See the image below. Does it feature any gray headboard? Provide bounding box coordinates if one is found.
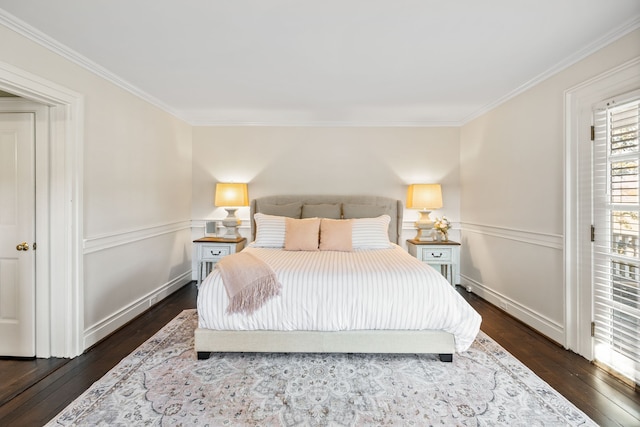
[250,195,403,244]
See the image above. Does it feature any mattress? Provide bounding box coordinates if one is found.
[197,244,481,352]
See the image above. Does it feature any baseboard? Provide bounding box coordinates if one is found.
[82,271,192,350]
[461,275,565,346]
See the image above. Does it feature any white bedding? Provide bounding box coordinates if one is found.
[197,244,481,352]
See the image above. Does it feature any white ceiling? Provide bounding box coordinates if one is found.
[1,0,639,126]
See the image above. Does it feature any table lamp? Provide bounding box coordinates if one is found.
[214,183,249,238]
[406,184,443,241]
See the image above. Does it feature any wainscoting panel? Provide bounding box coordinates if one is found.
[83,226,193,350]
[460,223,565,345]
[83,271,191,349]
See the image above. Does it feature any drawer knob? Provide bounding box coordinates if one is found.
[431,252,443,258]
[210,250,223,256]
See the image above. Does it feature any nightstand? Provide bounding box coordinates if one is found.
[193,237,246,285]
[407,239,461,285]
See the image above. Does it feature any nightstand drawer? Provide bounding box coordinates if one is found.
[194,237,247,285]
[407,239,460,285]
[420,247,452,262]
[200,245,231,260]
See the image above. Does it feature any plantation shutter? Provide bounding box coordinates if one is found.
[592,93,640,386]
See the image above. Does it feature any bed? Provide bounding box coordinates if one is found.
[195,195,481,362]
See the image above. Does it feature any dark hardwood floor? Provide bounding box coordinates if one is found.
[0,282,198,427]
[461,290,640,427]
[0,357,68,409]
[0,283,638,426]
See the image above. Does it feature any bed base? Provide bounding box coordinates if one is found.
[195,328,456,362]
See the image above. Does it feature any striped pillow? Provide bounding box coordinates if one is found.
[253,213,286,247]
[351,215,392,249]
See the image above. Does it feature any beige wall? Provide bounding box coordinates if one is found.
[0,24,193,350]
[2,15,638,355]
[459,29,640,343]
[192,126,461,239]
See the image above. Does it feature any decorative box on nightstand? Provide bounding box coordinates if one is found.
[407,239,461,286]
[193,237,246,285]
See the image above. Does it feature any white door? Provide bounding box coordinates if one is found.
[0,112,36,357]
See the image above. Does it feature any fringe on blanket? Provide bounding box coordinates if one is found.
[216,251,282,315]
[226,275,281,315]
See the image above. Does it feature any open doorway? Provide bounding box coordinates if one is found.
[0,60,84,358]
[565,57,640,388]
[591,94,640,386]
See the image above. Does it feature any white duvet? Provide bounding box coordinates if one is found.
[197,244,481,352]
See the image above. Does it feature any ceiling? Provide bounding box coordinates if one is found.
[0,1,639,126]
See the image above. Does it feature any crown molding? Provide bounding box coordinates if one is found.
[0,9,190,123]
[187,118,463,127]
[2,9,638,128]
[1,8,455,127]
[462,15,640,125]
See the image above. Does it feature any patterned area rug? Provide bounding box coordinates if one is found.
[46,310,596,426]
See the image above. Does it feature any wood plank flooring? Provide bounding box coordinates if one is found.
[0,282,197,427]
[461,290,640,427]
[0,283,638,426]
[0,357,67,408]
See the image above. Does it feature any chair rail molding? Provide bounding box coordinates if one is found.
[461,222,563,250]
[84,221,192,254]
[192,218,251,230]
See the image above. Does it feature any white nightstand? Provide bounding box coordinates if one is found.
[193,237,246,285]
[407,239,461,285]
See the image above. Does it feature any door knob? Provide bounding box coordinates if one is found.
[16,242,29,251]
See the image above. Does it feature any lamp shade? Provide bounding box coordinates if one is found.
[406,184,443,210]
[214,183,249,207]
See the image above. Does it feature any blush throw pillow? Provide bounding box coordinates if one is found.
[351,215,392,249]
[285,218,321,251]
[319,219,353,251]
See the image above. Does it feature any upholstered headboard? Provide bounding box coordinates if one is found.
[250,195,403,244]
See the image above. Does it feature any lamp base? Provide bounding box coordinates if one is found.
[414,210,436,242]
[222,208,242,239]
[415,227,436,242]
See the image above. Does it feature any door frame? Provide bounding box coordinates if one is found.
[0,60,84,358]
[564,57,640,359]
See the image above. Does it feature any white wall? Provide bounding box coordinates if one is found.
[459,29,640,344]
[0,23,193,351]
[192,126,461,244]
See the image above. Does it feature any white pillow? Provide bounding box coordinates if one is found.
[351,215,392,249]
[253,213,286,247]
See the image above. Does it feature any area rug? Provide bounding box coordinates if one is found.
[46,309,596,426]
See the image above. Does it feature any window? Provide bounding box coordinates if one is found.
[593,95,640,386]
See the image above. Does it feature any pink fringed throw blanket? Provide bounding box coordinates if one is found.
[216,251,282,315]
